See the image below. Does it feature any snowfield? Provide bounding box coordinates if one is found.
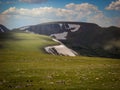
[44,39,78,56]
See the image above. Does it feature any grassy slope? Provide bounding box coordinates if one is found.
[0,32,58,53]
[0,32,120,90]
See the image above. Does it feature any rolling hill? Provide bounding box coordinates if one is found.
[0,31,120,90]
[0,32,58,53]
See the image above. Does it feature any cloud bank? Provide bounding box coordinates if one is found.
[106,0,120,10]
[0,3,120,28]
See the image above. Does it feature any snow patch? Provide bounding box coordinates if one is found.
[51,32,68,40]
[45,39,78,56]
[19,26,30,30]
[68,24,80,32]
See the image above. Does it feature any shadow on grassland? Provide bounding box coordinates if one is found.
[0,32,20,49]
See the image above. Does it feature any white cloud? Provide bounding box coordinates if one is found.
[66,3,99,11]
[106,0,120,10]
[87,14,113,27]
[0,3,120,29]
[2,7,74,21]
[65,3,103,21]
[19,0,47,3]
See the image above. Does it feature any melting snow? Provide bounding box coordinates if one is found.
[45,39,78,56]
[19,26,30,30]
[68,24,80,32]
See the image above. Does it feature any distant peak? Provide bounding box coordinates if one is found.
[0,24,9,32]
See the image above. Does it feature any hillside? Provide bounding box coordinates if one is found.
[0,24,9,33]
[0,32,120,90]
[66,25,120,58]
[0,25,119,89]
[16,21,120,58]
[0,32,58,53]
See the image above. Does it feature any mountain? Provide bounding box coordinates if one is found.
[16,21,120,58]
[66,25,120,58]
[0,24,9,33]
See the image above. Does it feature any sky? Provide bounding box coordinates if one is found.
[0,0,120,29]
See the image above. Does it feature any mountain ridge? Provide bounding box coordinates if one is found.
[11,22,120,58]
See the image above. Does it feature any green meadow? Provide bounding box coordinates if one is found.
[0,32,120,90]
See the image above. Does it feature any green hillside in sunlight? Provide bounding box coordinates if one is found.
[0,32,58,53]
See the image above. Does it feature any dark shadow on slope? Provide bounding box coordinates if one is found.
[63,26,120,59]
[0,32,23,49]
[0,32,13,49]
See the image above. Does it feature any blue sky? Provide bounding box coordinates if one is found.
[0,0,120,29]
